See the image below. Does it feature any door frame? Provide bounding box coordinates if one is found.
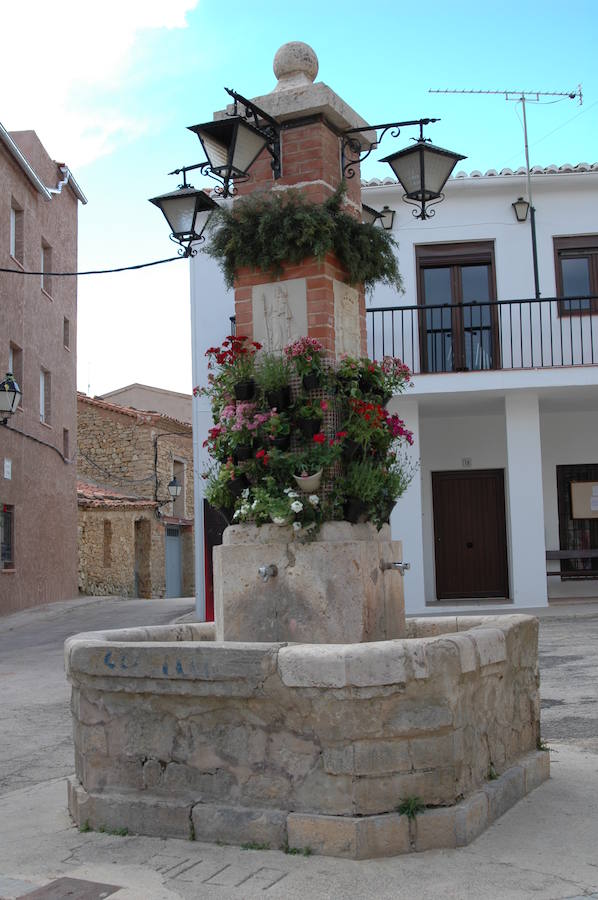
[415,241,501,373]
[431,468,509,600]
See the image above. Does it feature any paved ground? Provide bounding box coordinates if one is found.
[0,597,597,899]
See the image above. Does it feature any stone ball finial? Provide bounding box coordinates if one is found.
[272,42,319,92]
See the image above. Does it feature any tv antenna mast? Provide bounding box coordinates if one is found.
[428,87,582,298]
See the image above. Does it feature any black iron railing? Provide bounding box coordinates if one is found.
[367,296,598,374]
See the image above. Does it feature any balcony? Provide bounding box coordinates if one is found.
[367,296,598,375]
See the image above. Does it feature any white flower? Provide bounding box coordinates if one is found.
[251,499,258,509]
[287,490,299,498]
[242,488,250,499]
[308,494,319,506]
[233,510,240,519]
[240,504,250,515]
[293,522,302,531]
[272,516,287,526]
[283,487,291,494]
[290,500,303,513]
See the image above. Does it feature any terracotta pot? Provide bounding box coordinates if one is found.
[234,379,256,401]
[293,470,323,493]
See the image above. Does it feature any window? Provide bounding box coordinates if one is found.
[416,242,499,373]
[63,317,70,349]
[40,369,51,425]
[63,428,70,459]
[8,344,22,407]
[41,241,52,296]
[554,235,598,315]
[10,201,23,263]
[103,520,112,568]
[1,505,14,570]
[172,460,185,517]
[556,464,598,578]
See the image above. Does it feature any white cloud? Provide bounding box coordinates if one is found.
[2,0,199,166]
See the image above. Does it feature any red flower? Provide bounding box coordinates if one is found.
[320,399,328,411]
[313,432,326,444]
[335,430,348,439]
[252,341,263,350]
[256,449,266,459]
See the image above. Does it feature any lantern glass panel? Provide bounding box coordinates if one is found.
[230,120,268,174]
[419,146,463,198]
[198,129,230,172]
[160,193,198,236]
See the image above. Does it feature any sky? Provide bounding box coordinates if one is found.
[3,0,597,396]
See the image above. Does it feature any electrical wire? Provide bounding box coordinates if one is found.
[0,255,184,277]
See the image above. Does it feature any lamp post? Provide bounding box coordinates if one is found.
[0,373,21,425]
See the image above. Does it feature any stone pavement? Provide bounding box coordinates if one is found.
[0,597,597,899]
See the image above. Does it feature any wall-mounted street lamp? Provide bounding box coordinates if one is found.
[362,203,383,226]
[512,196,530,222]
[343,119,465,219]
[0,373,21,425]
[168,477,182,501]
[379,206,395,231]
[149,183,220,257]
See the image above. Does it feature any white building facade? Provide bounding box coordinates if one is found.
[190,163,598,615]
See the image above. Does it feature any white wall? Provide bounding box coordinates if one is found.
[541,408,598,599]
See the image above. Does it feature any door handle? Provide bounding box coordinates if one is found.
[466,541,473,549]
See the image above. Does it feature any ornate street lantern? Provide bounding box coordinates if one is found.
[149,186,219,256]
[168,477,182,500]
[362,203,383,226]
[512,196,530,222]
[0,373,21,425]
[379,205,395,230]
[188,117,270,187]
[380,140,466,219]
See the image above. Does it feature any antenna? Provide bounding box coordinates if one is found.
[427,86,582,299]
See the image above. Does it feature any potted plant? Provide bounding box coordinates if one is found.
[293,432,341,492]
[294,397,326,439]
[219,403,274,462]
[335,355,362,396]
[357,356,411,404]
[284,336,326,390]
[340,460,385,523]
[267,411,292,450]
[205,335,262,401]
[256,353,292,410]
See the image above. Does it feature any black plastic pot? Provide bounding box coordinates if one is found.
[233,444,253,462]
[302,372,320,391]
[266,385,291,410]
[341,438,362,462]
[298,417,322,439]
[343,499,369,524]
[272,434,291,451]
[228,475,249,499]
[234,379,256,401]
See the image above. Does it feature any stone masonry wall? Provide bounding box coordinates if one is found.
[66,615,540,819]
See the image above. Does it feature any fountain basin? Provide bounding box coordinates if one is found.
[65,613,548,857]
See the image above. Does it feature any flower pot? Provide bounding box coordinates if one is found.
[293,470,323,493]
[302,372,320,391]
[343,498,369,523]
[266,386,291,410]
[272,434,291,451]
[233,444,253,462]
[234,379,256,401]
[298,417,322,439]
[341,438,362,462]
[227,475,249,499]
[270,515,290,526]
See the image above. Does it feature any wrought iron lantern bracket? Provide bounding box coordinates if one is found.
[341,117,439,180]
[223,87,282,181]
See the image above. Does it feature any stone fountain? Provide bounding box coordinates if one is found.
[65,43,548,858]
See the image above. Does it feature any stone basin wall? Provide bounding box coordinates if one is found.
[66,614,541,848]
[213,522,406,644]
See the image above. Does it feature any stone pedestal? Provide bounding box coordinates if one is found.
[213,522,406,643]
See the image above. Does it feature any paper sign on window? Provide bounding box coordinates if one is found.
[571,482,598,519]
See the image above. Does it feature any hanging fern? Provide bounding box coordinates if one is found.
[204,184,403,295]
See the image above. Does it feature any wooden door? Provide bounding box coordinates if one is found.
[432,470,509,600]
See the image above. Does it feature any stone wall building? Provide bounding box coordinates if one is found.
[0,123,85,615]
[77,394,194,598]
[98,383,192,424]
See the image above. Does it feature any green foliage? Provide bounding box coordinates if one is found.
[79,820,91,833]
[537,737,551,752]
[256,352,291,392]
[282,840,313,856]
[205,184,403,295]
[487,763,498,781]
[342,461,386,503]
[241,841,270,851]
[397,796,425,819]
[98,824,129,836]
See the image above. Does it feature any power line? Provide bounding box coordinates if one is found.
[0,254,184,277]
